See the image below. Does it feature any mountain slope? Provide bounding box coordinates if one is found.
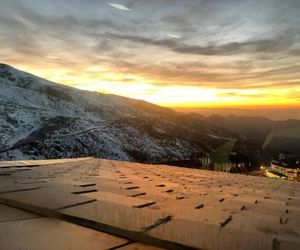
[0,64,235,162]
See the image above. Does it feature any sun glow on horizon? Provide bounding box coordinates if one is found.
[8,64,300,111]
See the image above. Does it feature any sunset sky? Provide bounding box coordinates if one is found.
[1,0,300,119]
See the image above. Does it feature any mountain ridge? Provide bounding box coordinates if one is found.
[0,63,236,163]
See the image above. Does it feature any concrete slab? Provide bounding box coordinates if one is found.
[0,217,128,250]
[80,190,155,208]
[120,242,165,249]
[0,204,38,222]
[146,217,284,250]
[0,158,93,168]
[0,187,97,211]
[59,199,170,233]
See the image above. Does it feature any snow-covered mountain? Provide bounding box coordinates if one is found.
[0,63,235,162]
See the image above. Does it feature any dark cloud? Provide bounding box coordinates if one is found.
[107,33,296,56]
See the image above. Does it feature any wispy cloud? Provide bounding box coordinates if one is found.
[167,33,181,39]
[109,3,131,11]
[107,32,296,56]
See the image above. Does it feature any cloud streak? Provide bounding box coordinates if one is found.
[109,3,131,11]
[107,32,297,56]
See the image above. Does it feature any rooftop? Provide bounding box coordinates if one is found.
[0,158,299,250]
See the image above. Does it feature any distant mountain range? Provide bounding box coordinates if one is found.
[200,115,300,143]
[199,114,300,160]
[1,64,299,165]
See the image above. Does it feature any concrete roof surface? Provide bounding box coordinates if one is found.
[0,158,299,250]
